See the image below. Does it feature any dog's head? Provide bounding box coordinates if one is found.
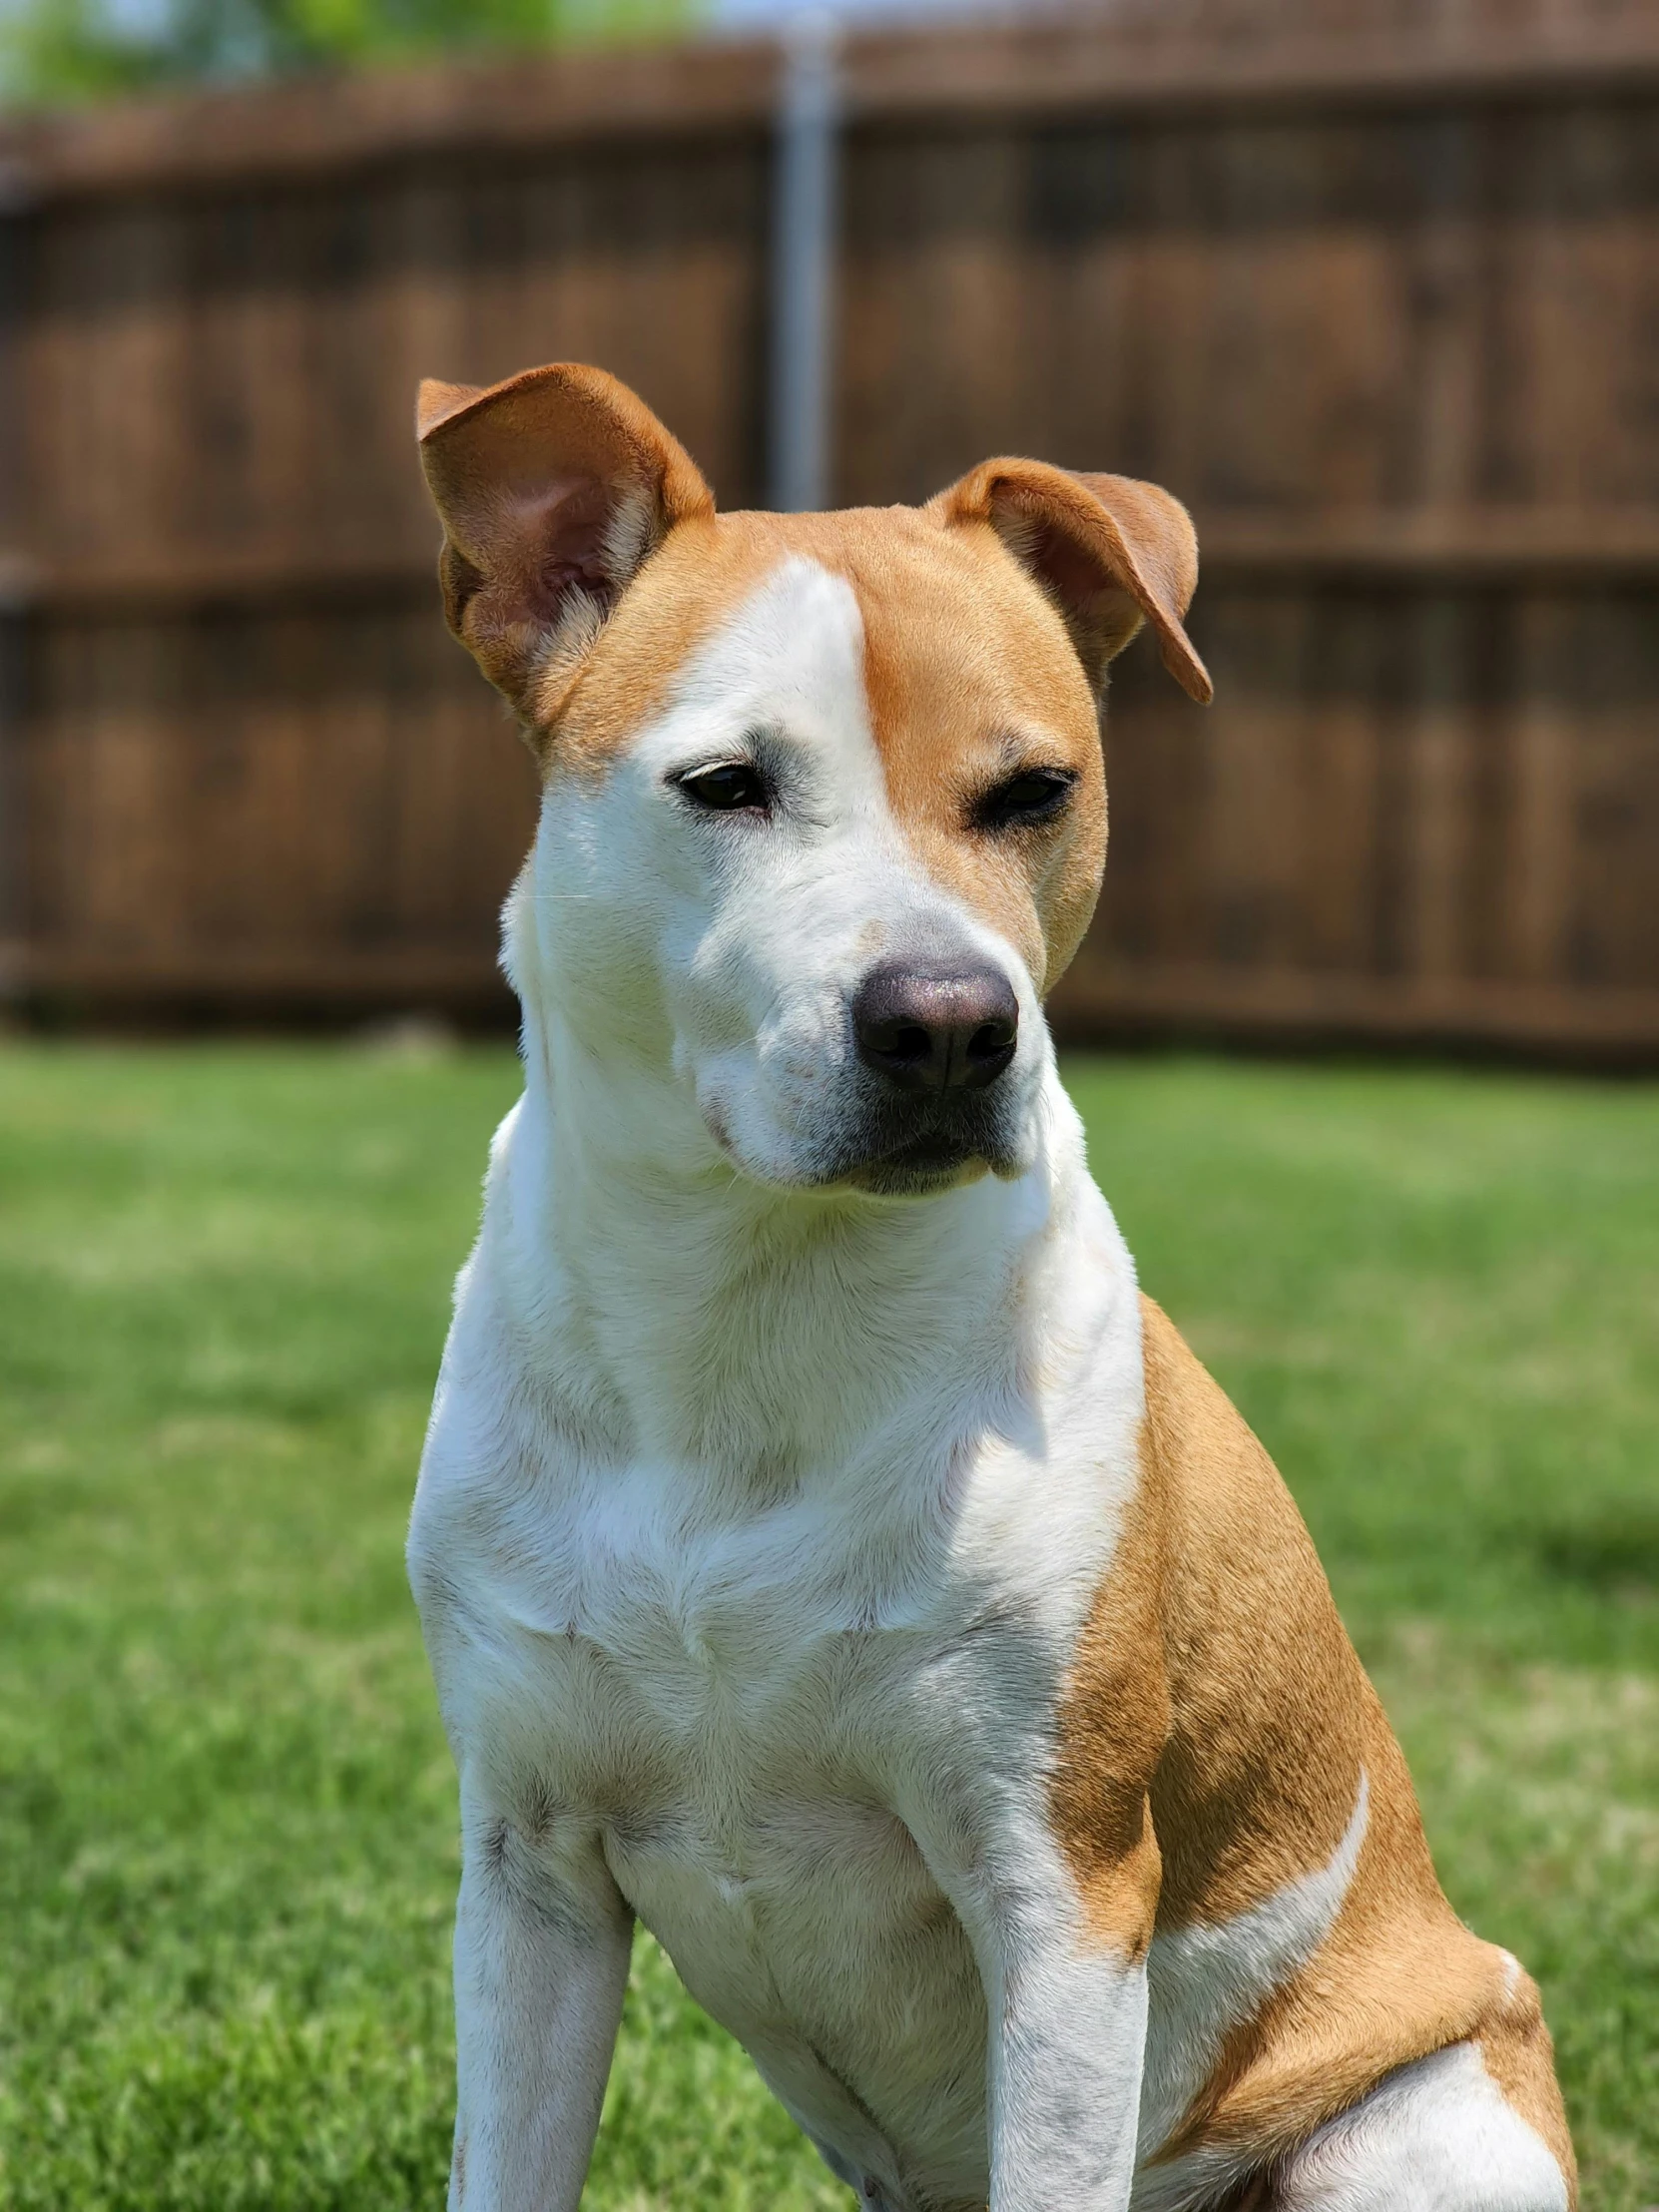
[419,364,1209,1198]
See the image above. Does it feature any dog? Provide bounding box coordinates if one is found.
[406,362,1575,2212]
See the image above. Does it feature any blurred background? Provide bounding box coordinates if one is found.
[0,0,1655,1052]
[0,5,1656,2212]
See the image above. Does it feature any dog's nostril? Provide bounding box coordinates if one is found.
[851,960,1020,1094]
[885,1022,931,1066]
[967,1016,1015,1063]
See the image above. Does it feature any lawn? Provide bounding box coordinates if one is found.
[0,1043,1653,2210]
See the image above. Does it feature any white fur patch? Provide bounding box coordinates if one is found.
[1274,2040,1570,2212]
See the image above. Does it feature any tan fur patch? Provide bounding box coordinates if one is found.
[1053,1300,1575,2189]
[1136,1299,1370,1930]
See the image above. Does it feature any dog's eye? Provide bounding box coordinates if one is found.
[971,767,1078,832]
[676,763,770,815]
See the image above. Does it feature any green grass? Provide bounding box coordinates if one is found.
[0,1044,1653,2210]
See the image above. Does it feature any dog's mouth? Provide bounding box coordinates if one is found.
[817,1092,1024,1198]
[847,1134,991,1197]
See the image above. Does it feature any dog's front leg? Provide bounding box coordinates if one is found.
[447,1775,633,2212]
[985,1930,1146,2212]
[906,1787,1154,2212]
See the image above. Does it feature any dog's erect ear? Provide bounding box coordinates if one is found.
[416,362,715,725]
[933,458,1212,705]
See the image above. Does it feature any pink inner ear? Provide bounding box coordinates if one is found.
[1026,518,1109,615]
[1023,516,1142,654]
[496,474,617,624]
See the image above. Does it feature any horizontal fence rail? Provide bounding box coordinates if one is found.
[2,0,1658,1052]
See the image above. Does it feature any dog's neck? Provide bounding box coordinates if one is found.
[498,991,1096,1482]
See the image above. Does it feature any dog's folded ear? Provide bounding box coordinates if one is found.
[416,363,715,728]
[933,458,1212,705]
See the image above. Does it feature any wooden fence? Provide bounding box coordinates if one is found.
[3,0,1659,1052]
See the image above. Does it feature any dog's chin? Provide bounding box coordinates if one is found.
[841,1138,1000,1199]
[816,1095,1030,1200]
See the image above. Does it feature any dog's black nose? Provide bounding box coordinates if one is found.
[851,960,1019,1093]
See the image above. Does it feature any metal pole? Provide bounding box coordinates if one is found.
[768,10,840,513]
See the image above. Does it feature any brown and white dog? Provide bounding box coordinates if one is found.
[406,363,1575,2212]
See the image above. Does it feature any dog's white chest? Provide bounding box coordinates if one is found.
[452,1475,1004,2209]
